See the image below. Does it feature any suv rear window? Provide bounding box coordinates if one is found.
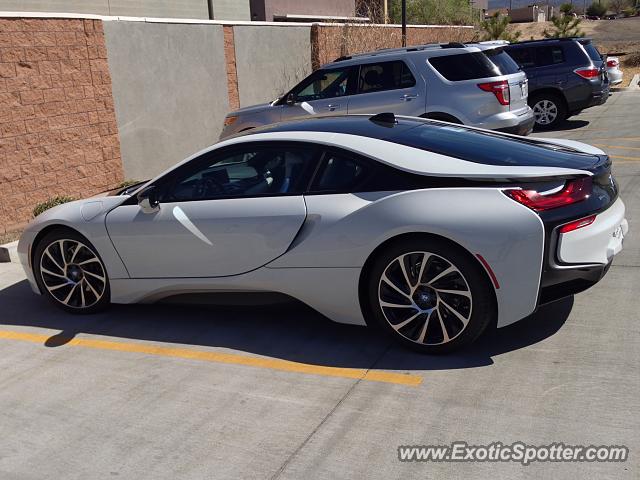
[483,48,520,74]
[581,42,602,63]
[357,60,416,93]
[429,52,510,81]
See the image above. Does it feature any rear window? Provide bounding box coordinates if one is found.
[535,46,565,66]
[429,52,501,81]
[357,60,416,94]
[581,42,602,62]
[390,123,599,168]
[483,48,521,74]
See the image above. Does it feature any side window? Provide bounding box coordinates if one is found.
[507,47,536,68]
[159,146,316,202]
[311,151,370,193]
[292,68,352,102]
[358,61,416,94]
[535,46,565,67]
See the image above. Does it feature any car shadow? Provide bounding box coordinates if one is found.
[0,279,573,372]
[534,119,590,133]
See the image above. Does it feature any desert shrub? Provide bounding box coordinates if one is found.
[33,196,76,217]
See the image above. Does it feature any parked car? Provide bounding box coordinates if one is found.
[606,56,624,85]
[221,43,534,139]
[19,113,627,353]
[504,38,610,128]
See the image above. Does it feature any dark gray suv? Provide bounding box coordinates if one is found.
[504,38,609,128]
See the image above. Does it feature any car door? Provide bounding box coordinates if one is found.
[281,66,354,120]
[347,60,422,116]
[105,143,317,278]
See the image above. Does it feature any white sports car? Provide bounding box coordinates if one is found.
[18,114,628,353]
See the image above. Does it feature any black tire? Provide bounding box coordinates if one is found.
[33,228,111,314]
[529,92,567,129]
[365,237,496,354]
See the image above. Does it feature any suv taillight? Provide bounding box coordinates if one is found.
[503,177,592,212]
[606,59,618,68]
[574,67,599,79]
[477,80,510,106]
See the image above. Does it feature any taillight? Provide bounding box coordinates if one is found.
[558,215,597,234]
[477,80,510,106]
[574,67,599,79]
[503,177,592,212]
[606,59,618,68]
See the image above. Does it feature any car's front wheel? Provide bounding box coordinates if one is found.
[34,229,110,313]
[365,238,496,354]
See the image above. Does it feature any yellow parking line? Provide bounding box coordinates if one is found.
[594,144,640,151]
[0,329,422,387]
[610,154,640,161]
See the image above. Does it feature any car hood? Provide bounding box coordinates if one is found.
[228,102,274,117]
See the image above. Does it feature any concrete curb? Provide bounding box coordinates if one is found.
[0,241,19,263]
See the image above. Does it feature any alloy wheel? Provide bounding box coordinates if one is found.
[532,99,558,125]
[378,251,472,346]
[39,239,107,309]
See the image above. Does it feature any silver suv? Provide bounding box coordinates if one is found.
[221,42,534,139]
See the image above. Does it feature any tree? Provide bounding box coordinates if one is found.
[608,0,630,14]
[480,12,522,42]
[586,1,608,16]
[388,0,479,26]
[543,15,584,37]
[560,2,574,14]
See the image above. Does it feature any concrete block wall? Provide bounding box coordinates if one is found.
[233,24,311,107]
[0,16,123,235]
[103,20,229,181]
[0,13,475,235]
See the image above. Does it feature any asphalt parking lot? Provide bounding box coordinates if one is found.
[0,92,638,480]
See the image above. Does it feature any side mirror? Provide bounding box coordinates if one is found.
[137,185,159,214]
[285,93,296,106]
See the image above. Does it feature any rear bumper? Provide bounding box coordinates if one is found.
[496,114,535,136]
[478,107,535,135]
[538,197,627,305]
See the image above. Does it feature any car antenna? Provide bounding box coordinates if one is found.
[369,112,397,126]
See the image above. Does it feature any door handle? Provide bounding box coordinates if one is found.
[400,94,418,101]
[326,104,340,110]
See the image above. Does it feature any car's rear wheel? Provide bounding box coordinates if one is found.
[34,229,110,314]
[530,93,567,129]
[365,238,496,353]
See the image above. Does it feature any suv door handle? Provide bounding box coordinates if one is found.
[400,94,418,101]
[326,104,340,110]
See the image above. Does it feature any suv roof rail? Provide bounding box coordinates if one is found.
[331,42,470,63]
[510,37,592,46]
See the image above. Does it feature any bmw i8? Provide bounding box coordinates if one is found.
[18,114,627,353]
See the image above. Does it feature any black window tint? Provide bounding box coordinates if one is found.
[312,153,369,192]
[391,123,599,168]
[535,46,565,66]
[507,47,536,68]
[293,68,352,102]
[357,60,416,93]
[483,48,520,74]
[582,42,602,62]
[428,52,500,81]
[160,146,315,202]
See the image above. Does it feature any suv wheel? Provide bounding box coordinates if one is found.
[530,93,567,129]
